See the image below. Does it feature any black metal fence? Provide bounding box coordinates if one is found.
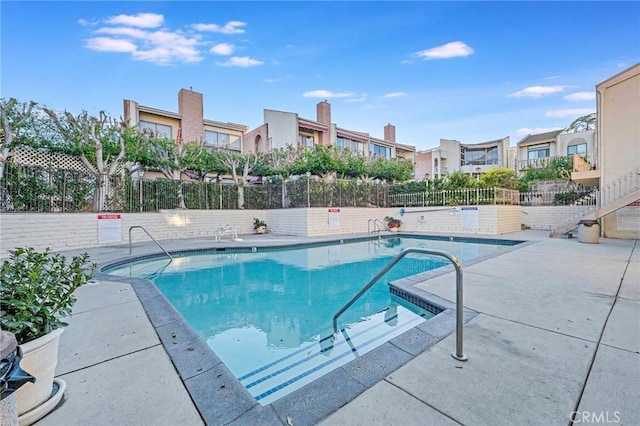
[0,163,391,212]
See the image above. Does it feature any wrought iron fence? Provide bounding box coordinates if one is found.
[0,163,391,212]
[389,187,519,207]
[519,186,597,206]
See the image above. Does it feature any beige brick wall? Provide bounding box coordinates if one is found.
[0,210,266,256]
[521,206,586,230]
[0,206,522,257]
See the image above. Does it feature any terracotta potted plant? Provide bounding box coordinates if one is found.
[0,247,95,425]
[384,216,402,232]
[253,218,267,234]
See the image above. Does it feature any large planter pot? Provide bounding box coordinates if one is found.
[255,226,267,234]
[17,328,64,420]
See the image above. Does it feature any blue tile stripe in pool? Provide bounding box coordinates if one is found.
[102,235,524,273]
[390,287,443,315]
[245,310,429,402]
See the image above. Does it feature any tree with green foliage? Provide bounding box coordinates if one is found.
[479,168,518,189]
[517,157,572,191]
[443,170,477,190]
[291,145,347,182]
[379,157,414,183]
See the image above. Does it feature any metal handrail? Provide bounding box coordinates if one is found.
[128,226,173,261]
[332,247,467,361]
[367,218,384,234]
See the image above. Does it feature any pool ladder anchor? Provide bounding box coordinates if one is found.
[332,247,468,362]
[128,226,173,261]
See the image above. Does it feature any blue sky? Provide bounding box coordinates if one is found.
[2,1,639,150]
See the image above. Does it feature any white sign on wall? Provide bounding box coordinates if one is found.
[328,208,341,230]
[98,214,122,244]
[460,207,479,230]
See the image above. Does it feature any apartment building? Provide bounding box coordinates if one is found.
[123,88,248,153]
[414,137,510,180]
[243,101,416,163]
[515,125,596,177]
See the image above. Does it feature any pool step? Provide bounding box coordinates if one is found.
[239,306,427,405]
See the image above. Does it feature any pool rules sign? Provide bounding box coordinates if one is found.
[328,208,340,230]
[98,214,122,244]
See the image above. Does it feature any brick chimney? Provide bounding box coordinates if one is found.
[317,100,331,126]
[178,88,204,143]
[384,123,396,143]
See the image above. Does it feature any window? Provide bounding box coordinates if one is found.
[369,143,391,159]
[567,143,587,156]
[461,147,498,165]
[337,136,365,155]
[298,134,315,147]
[205,130,241,151]
[139,120,172,138]
[527,144,550,160]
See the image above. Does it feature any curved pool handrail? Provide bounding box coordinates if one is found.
[128,226,173,261]
[332,247,467,361]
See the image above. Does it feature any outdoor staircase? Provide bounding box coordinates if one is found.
[550,167,640,237]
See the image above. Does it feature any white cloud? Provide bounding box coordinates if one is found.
[302,90,356,99]
[509,85,565,98]
[95,27,148,39]
[217,56,264,67]
[105,13,163,28]
[414,41,474,60]
[83,14,255,65]
[86,29,202,64]
[211,43,234,55]
[345,96,367,103]
[400,59,413,65]
[546,108,595,118]
[85,13,206,65]
[193,21,246,34]
[564,92,596,102]
[383,92,407,98]
[85,37,137,52]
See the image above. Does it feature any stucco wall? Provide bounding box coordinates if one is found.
[264,109,298,150]
[597,64,640,239]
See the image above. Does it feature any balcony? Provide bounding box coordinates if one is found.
[571,153,599,186]
[517,153,594,171]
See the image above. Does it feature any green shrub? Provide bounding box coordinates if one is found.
[0,247,96,344]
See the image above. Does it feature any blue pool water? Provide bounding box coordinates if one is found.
[105,236,518,404]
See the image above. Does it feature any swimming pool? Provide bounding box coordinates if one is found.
[105,235,521,406]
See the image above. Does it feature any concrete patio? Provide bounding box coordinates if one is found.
[33,231,639,425]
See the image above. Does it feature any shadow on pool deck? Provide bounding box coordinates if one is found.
[34,230,639,426]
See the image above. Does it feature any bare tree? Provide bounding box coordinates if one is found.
[218,150,259,209]
[265,145,303,208]
[0,98,36,177]
[43,109,126,212]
